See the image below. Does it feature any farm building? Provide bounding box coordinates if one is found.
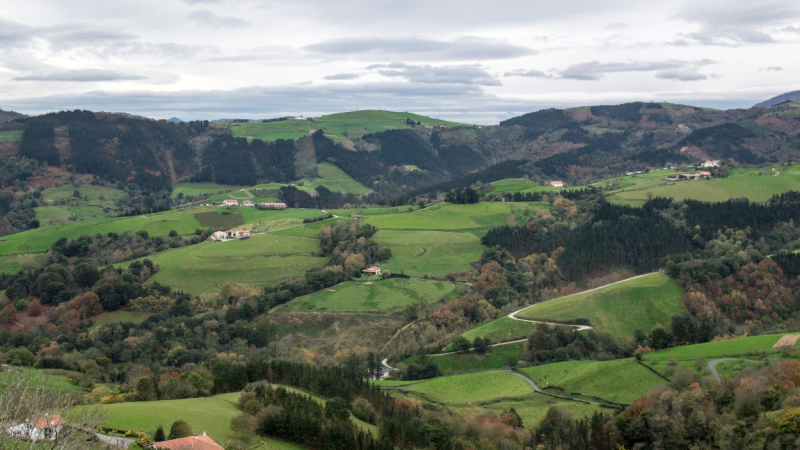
[258,202,287,210]
[42,199,54,205]
[702,160,720,168]
[152,433,224,450]
[549,181,565,187]
[222,199,239,206]
[227,230,251,239]
[666,172,712,181]
[242,200,255,207]
[210,231,227,241]
[351,214,365,220]
[362,266,381,275]
[5,414,66,442]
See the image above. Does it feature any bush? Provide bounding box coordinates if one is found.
[351,398,377,424]
[168,420,194,439]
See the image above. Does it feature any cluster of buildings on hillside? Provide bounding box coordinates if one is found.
[221,199,287,209]
[211,229,251,241]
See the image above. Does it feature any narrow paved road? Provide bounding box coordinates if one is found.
[707,358,763,384]
[95,434,135,449]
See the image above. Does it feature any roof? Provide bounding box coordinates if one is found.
[259,202,286,206]
[153,435,224,450]
[212,231,226,236]
[362,266,381,273]
[223,199,238,203]
[35,414,66,430]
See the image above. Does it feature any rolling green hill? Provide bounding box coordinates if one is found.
[601,165,800,206]
[229,110,468,141]
[515,272,684,340]
[405,371,532,404]
[34,184,124,225]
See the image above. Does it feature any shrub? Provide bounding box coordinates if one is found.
[351,398,377,424]
[168,420,194,439]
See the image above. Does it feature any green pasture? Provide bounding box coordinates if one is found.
[0,252,43,274]
[521,359,665,404]
[489,178,566,194]
[515,272,684,340]
[35,184,124,225]
[477,398,603,429]
[172,182,239,199]
[229,110,466,141]
[0,130,23,142]
[93,392,241,442]
[302,162,372,194]
[279,278,456,313]
[602,165,800,205]
[329,206,418,217]
[644,333,792,374]
[413,342,526,374]
[136,233,325,295]
[372,230,484,277]
[457,316,536,346]
[405,371,532,404]
[0,366,85,393]
[365,202,543,235]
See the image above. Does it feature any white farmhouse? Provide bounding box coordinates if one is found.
[5,414,66,442]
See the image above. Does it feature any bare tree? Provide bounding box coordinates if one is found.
[0,371,105,450]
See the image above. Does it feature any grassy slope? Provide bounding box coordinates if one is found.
[302,162,372,194]
[35,184,125,225]
[413,342,526,374]
[0,253,43,275]
[490,178,567,194]
[279,278,457,313]
[521,359,665,404]
[372,230,484,278]
[94,392,241,442]
[458,316,536,345]
[230,110,466,141]
[172,182,239,198]
[476,398,602,430]
[91,311,151,328]
[137,233,325,296]
[516,272,684,340]
[602,165,800,206]
[0,130,23,142]
[406,371,532,404]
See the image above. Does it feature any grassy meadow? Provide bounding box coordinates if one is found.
[413,342,526,374]
[229,110,466,141]
[172,182,239,198]
[34,184,125,225]
[301,162,372,194]
[405,371,532,404]
[279,278,457,313]
[601,165,800,206]
[91,311,151,328]
[521,359,665,404]
[457,316,537,345]
[0,130,23,142]
[372,230,484,278]
[135,233,325,296]
[515,272,684,340]
[489,178,567,194]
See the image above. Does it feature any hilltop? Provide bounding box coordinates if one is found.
[755,90,800,107]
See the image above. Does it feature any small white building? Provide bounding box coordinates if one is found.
[549,181,565,188]
[5,414,66,442]
[222,199,239,206]
[211,231,228,241]
[258,202,287,210]
[702,160,720,168]
[362,266,381,275]
[227,230,251,239]
[242,200,255,207]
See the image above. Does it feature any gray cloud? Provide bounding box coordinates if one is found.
[182,0,220,3]
[503,69,553,78]
[368,62,500,86]
[559,60,713,81]
[324,73,360,80]
[676,0,800,45]
[13,69,147,82]
[187,9,250,29]
[306,37,535,61]
[0,18,135,50]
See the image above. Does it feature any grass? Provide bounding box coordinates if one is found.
[411,342,526,374]
[92,392,242,442]
[489,178,566,194]
[279,278,457,313]
[0,130,23,142]
[602,165,800,205]
[476,398,602,429]
[0,366,85,393]
[229,110,467,141]
[172,182,239,199]
[458,316,536,345]
[515,272,684,340]
[521,359,665,404]
[405,371,532,404]
[91,311,151,328]
[134,233,325,296]
[35,184,124,225]
[195,211,245,229]
[302,162,372,194]
[372,230,484,277]
[644,333,791,374]
[0,253,43,274]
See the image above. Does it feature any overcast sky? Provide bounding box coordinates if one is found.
[1,0,799,123]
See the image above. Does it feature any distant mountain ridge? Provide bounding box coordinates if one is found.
[755,90,800,107]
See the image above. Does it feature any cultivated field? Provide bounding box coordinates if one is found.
[602,165,800,205]
[135,233,325,295]
[279,278,457,313]
[405,371,532,404]
[521,359,665,404]
[515,272,684,340]
[229,110,466,141]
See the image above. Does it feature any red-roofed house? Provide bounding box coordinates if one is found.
[362,266,381,275]
[210,231,227,241]
[549,181,565,187]
[701,160,720,168]
[227,230,251,239]
[222,199,239,206]
[242,200,255,207]
[152,433,224,450]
